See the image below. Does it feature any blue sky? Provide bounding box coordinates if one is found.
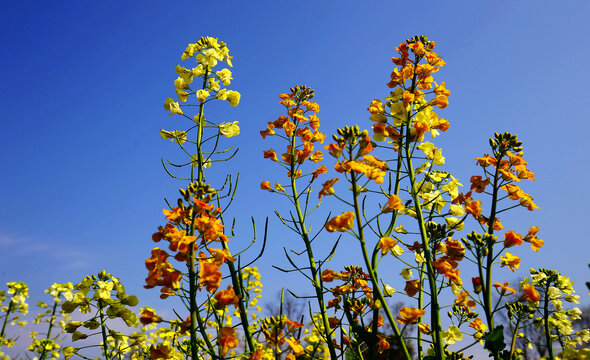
[1,0,589,335]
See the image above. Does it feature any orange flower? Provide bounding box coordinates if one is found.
[319,178,338,199]
[209,248,237,266]
[328,316,340,329]
[454,291,476,311]
[469,318,487,332]
[434,82,451,96]
[321,269,343,282]
[150,345,171,360]
[378,237,398,255]
[163,207,188,224]
[325,211,355,233]
[524,226,543,252]
[218,327,239,356]
[433,257,455,275]
[464,200,482,218]
[493,281,517,296]
[377,336,390,354]
[417,324,431,335]
[199,261,222,293]
[248,350,265,360]
[260,181,272,191]
[475,154,497,167]
[285,337,304,355]
[140,307,163,325]
[405,280,421,297]
[519,284,540,303]
[368,99,385,114]
[311,165,328,179]
[263,149,278,162]
[214,285,239,309]
[500,252,521,272]
[470,176,490,193]
[445,240,465,261]
[323,142,345,157]
[503,231,523,248]
[382,194,405,213]
[519,194,540,211]
[284,121,295,137]
[501,184,525,200]
[445,268,462,286]
[396,307,425,325]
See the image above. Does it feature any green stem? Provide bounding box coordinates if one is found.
[39,296,61,360]
[417,262,426,359]
[288,130,337,360]
[98,301,111,360]
[484,164,501,334]
[509,317,521,360]
[222,241,256,353]
[350,171,412,360]
[404,140,445,360]
[544,284,555,360]
[0,300,14,338]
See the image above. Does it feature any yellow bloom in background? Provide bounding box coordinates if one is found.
[442,325,463,345]
[219,121,240,138]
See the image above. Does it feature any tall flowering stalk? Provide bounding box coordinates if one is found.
[146,36,262,360]
[260,85,338,359]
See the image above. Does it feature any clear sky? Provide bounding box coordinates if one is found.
[1,0,589,328]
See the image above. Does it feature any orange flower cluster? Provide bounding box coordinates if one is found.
[260,88,327,183]
[333,151,389,185]
[198,248,235,293]
[323,266,373,313]
[432,239,466,286]
[260,315,303,349]
[144,247,182,299]
[475,150,538,211]
[385,37,449,110]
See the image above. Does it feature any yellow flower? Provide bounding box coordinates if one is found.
[442,325,463,345]
[164,97,183,116]
[219,121,240,138]
[95,281,113,300]
[500,252,521,272]
[196,89,210,103]
[378,237,398,255]
[225,90,241,107]
[215,69,233,85]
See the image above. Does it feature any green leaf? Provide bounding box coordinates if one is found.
[484,325,506,355]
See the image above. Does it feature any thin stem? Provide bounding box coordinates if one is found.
[544,284,555,360]
[509,317,521,360]
[98,301,111,360]
[350,172,412,360]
